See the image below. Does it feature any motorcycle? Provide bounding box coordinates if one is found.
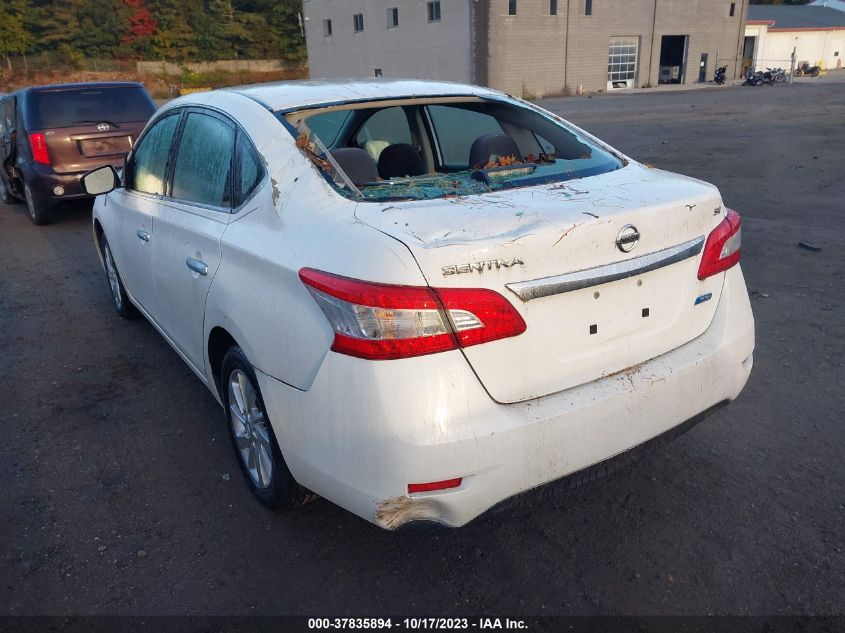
[713,65,727,84]
[767,67,787,84]
[743,68,764,86]
[794,62,820,77]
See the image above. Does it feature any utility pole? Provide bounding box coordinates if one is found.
[789,46,796,84]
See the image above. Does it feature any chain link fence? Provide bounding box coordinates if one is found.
[3,54,137,74]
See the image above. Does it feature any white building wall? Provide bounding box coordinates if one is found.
[747,24,845,70]
[302,0,473,82]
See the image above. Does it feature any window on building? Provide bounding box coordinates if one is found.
[322,19,332,36]
[353,13,364,32]
[427,1,441,22]
[374,68,383,77]
[550,0,558,15]
[729,3,736,17]
[508,0,517,15]
[607,36,639,90]
[585,0,592,16]
[387,7,399,28]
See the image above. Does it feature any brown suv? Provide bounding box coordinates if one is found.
[0,82,156,225]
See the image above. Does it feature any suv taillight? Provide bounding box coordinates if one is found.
[29,133,51,165]
[299,268,527,360]
[698,209,741,280]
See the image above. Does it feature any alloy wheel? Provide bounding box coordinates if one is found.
[228,369,274,489]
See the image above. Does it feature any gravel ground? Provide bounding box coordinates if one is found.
[1,80,843,616]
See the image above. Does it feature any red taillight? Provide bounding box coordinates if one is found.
[408,478,462,494]
[29,133,51,165]
[698,209,741,280]
[298,268,526,360]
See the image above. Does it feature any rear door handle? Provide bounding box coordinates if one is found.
[186,257,208,276]
[136,229,150,242]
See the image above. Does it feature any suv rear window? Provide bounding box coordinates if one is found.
[27,86,155,130]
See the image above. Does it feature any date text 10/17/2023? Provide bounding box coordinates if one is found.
[307,618,529,630]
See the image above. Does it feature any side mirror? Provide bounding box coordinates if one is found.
[81,165,119,196]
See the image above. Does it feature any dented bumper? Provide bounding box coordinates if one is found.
[256,266,754,530]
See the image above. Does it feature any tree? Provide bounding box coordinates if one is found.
[32,0,83,53]
[0,0,31,69]
[191,0,230,60]
[76,0,129,59]
[122,0,157,58]
[252,0,305,62]
[149,0,198,61]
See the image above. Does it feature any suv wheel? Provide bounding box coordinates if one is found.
[101,236,138,319]
[222,346,312,510]
[24,183,55,225]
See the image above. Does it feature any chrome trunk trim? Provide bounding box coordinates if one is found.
[505,236,705,302]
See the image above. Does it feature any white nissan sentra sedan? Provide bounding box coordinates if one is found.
[83,79,754,529]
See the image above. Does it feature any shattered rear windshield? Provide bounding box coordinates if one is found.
[283,97,622,202]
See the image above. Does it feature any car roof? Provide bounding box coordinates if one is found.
[225,78,505,112]
[21,82,146,94]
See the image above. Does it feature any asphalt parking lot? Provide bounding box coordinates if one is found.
[1,80,843,617]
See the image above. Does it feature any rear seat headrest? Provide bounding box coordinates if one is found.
[377,143,426,179]
[469,134,524,169]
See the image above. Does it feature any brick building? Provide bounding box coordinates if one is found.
[303,0,748,97]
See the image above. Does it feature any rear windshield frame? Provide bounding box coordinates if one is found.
[279,94,627,203]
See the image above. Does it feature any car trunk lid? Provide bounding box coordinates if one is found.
[355,164,728,403]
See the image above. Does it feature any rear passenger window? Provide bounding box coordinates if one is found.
[171,112,234,208]
[127,113,180,195]
[305,110,351,148]
[235,132,263,206]
[355,107,412,159]
[426,105,504,167]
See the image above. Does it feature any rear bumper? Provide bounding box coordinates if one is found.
[256,266,755,529]
[19,160,119,202]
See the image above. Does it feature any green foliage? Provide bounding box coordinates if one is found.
[0,0,31,63]
[7,0,304,64]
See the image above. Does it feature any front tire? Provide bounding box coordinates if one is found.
[101,236,138,319]
[222,346,310,510]
[24,182,55,225]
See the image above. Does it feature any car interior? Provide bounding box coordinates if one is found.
[284,97,623,201]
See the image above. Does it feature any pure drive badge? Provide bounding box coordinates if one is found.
[442,258,525,276]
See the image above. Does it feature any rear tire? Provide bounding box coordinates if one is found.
[101,236,139,319]
[24,182,55,225]
[221,346,312,511]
